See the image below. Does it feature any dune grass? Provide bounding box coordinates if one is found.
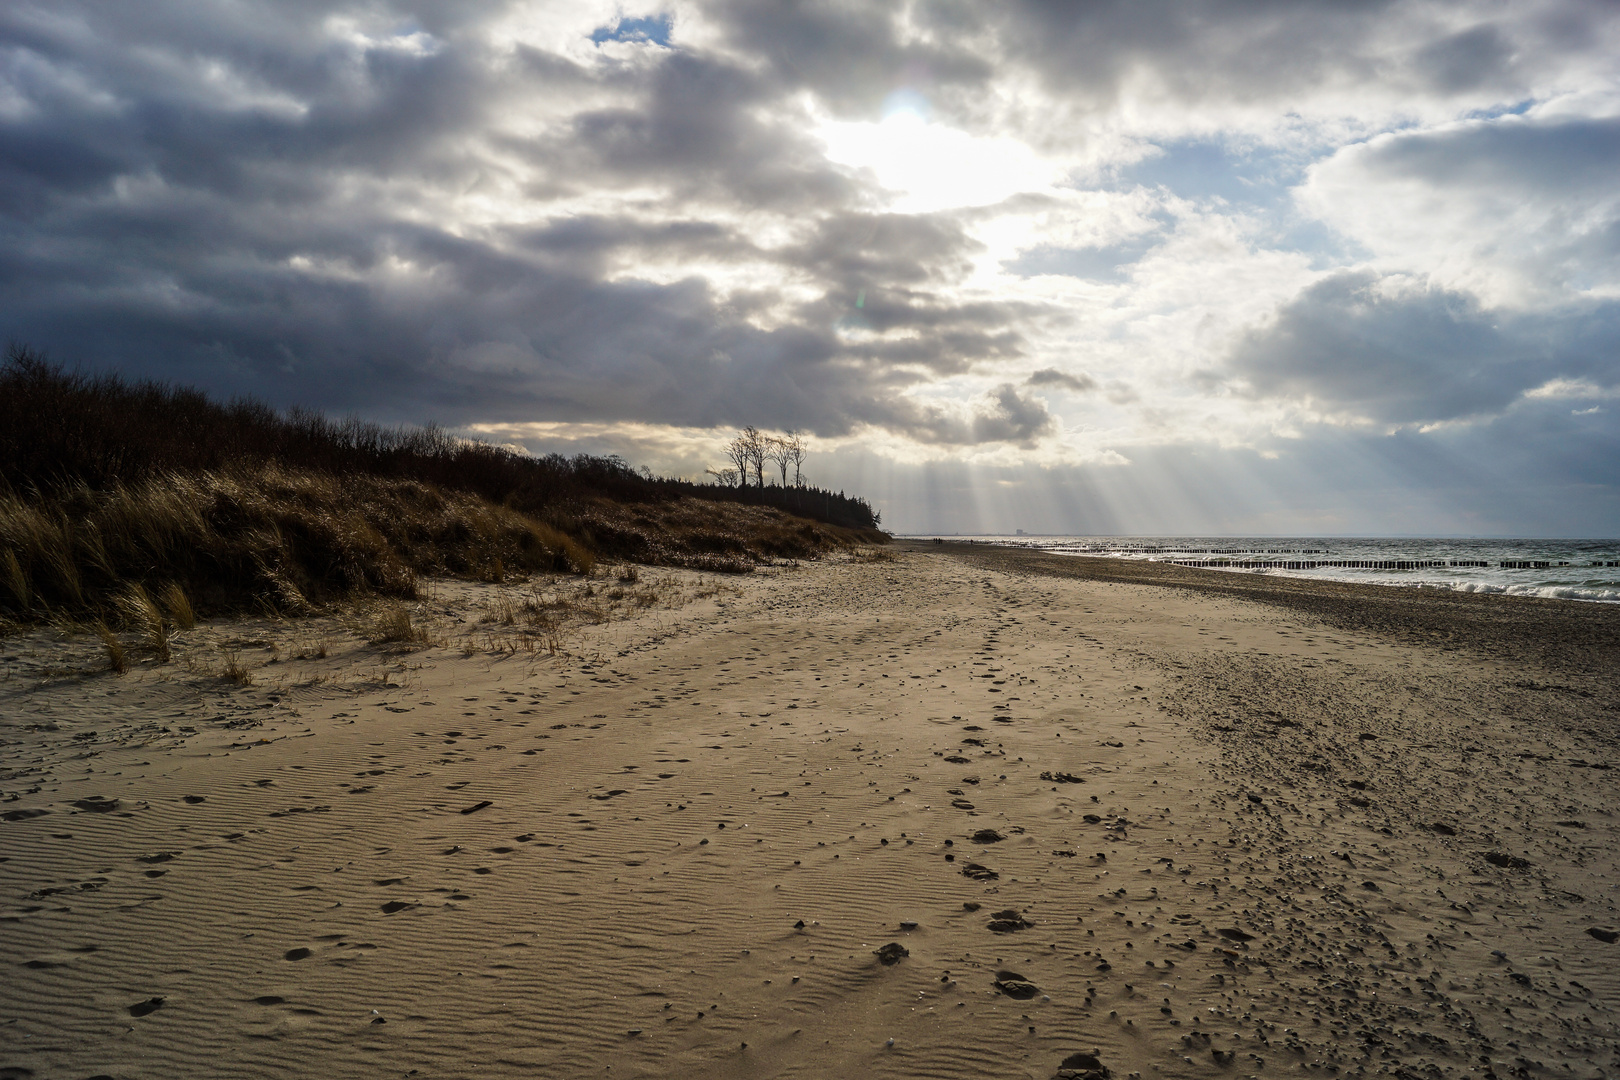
[0,463,599,626]
[0,347,886,632]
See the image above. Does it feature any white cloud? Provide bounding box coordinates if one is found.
[1299,110,1620,306]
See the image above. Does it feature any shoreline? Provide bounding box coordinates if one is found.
[912,540,1620,683]
[901,536,1620,608]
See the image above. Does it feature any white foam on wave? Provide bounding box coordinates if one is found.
[1447,580,1620,604]
[1190,564,1620,603]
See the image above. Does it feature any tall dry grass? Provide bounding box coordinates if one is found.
[371,602,431,645]
[162,582,195,630]
[0,463,593,626]
[0,349,887,629]
[119,583,171,662]
[95,621,126,674]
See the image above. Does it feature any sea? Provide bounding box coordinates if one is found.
[910,536,1620,604]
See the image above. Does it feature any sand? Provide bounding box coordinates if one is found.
[2,545,1617,1080]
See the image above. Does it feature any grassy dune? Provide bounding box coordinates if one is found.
[0,348,884,630]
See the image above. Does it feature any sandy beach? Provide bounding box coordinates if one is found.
[2,545,1617,1080]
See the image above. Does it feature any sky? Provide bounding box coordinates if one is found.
[3,1,1619,536]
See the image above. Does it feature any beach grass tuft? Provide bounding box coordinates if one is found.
[220,648,253,685]
[95,621,126,674]
[162,582,196,630]
[372,602,430,645]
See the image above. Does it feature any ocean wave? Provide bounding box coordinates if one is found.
[1205,565,1620,603]
[1447,581,1620,604]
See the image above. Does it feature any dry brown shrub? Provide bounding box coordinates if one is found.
[120,583,171,662]
[220,648,252,685]
[1,548,28,611]
[96,621,126,674]
[161,581,196,629]
[372,602,430,645]
[491,592,519,626]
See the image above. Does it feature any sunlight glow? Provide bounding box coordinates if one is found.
[819,111,1061,213]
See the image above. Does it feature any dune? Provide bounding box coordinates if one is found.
[2,544,1616,1079]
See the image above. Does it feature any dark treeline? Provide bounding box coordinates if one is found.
[0,347,880,531]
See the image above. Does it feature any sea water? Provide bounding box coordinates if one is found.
[919,536,1620,604]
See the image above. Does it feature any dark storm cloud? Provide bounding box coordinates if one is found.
[558,50,860,211]
[711,0,995,115]
[787,212,980,288]
[0,0,1041,444]
[1228,272,1620,424]
[715,0,1477,126]
[1414,23,1515,93]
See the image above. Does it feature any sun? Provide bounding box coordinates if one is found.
[818,109,1059,213]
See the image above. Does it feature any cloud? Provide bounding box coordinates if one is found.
[1299,111,1620,302]
[970,382,1056,445]
[1228,271,1620,425]
[0,0,1042,444]
[2,0,1619,529]
[1027,368,1097,392]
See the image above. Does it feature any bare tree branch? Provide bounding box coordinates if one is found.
[741,425,766,488]
[784,430,807,486]
[725,433,750,487]
[765,434,791,486]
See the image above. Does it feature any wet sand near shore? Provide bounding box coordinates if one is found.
[932,542,1620,680]
[2,549,1617,1080]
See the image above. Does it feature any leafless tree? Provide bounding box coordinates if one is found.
[705,466,739,487]
[741,425,766,487]
[783,430,807,486]
[719,427,805,488]
[724,433,751,486]
[765,434,792,486]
